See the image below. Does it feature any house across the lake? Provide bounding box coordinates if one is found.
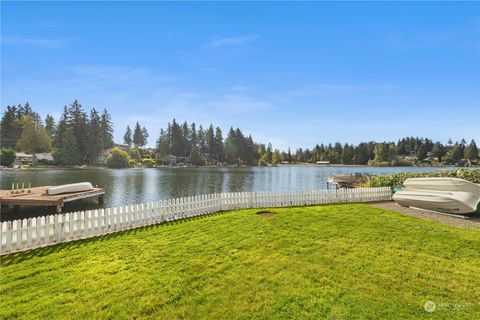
[15,152,33,165]
[36,153,54,162]
[158,154,178,166]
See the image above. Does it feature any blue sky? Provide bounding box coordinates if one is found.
[2,1,479,149]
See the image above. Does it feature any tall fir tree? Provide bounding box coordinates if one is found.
[141,126,149,147]
[100,109,114,149]
[123,125,132,147]
[0,105,21,148]
[206,124,215,160]
[87,109,103,164]
[214,127,224,162]
[133,122,143,148]
[197,125,207,155]
[464,139,479,160]
[44,114,56,139]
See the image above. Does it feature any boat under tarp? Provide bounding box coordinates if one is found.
[46,182,94,195]
[328,173,370,188]
[392,178,480,214]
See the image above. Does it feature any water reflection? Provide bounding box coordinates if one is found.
[0,166,458,220]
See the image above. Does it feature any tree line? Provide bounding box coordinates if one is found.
[122,119,477,166]
[1,102,478,167]
[0,101,114,166]
[122,119,258,165]
[291,137,478,166]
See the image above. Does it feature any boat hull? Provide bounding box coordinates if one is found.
[47,182,94,195]
[393,178,480,214]
[393,190,477,214]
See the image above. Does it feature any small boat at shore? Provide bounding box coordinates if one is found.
[46,182,94,195]
[328,173,370,188]
[392,178,480,214]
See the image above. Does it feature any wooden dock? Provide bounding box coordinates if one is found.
[0,186,105,213]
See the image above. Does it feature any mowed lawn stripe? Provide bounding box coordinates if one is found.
[1,204,479,319]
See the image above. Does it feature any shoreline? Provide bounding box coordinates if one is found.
[1,163,472,171]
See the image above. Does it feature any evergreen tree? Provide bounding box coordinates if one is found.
[44,114,56,139]
[197,125,207,155]
[123,126,132,147]
[133,122,143,148]
[246,135,257,164]
[170,119,184,156]
[182,121,191,157]
[431,142,446,162]
[416,144,428,161]
[224,127,237,164]
[67,100,88,159]
[53,107,68,148]
[447,143,463,164]
[87,109,103,164]
[206,124,215,160]
[190,122,198,149]
[464,139,479,160]
[0,105,21,149]
[341,144,355,164]
[141,126,149,147]
[17,102,33,117]
[396,138,407,155]
[353,142,372,165]
[266,143,273,163]
[156,128,170,156]
[214,127,224,162]
[100,109,114,149]
[234,128,246,163]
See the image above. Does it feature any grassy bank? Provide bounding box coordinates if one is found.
[1,204,479,319]
[368,168,480,188]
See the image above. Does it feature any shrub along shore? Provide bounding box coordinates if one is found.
[368,168,480,188]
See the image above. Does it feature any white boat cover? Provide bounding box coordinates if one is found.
[47,182,94,195]
[393,178,480,214]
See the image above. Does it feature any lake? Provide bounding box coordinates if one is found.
[1,166,457,220]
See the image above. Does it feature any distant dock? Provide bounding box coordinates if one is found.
[0,186,105,213]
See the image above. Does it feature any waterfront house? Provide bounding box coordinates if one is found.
[95,149,113,166]
[14,152,33,165]
[36,153,54,162]
[158,154,178,165]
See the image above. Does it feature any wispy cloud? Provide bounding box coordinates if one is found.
[2,36,71,48]
[207,35,258,48]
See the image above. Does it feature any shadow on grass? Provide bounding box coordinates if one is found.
[0,211,228,266]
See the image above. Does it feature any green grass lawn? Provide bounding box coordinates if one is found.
[1,204,479,319]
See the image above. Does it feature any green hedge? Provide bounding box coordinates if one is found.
[368,168,480,188]
[0,148,16,167]
[106,148,130,168]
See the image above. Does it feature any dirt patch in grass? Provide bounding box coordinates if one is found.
[256,211,277,217]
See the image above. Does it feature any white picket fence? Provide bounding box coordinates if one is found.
[0,187,392,254]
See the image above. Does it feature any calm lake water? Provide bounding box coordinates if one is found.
[1,166,457,220]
